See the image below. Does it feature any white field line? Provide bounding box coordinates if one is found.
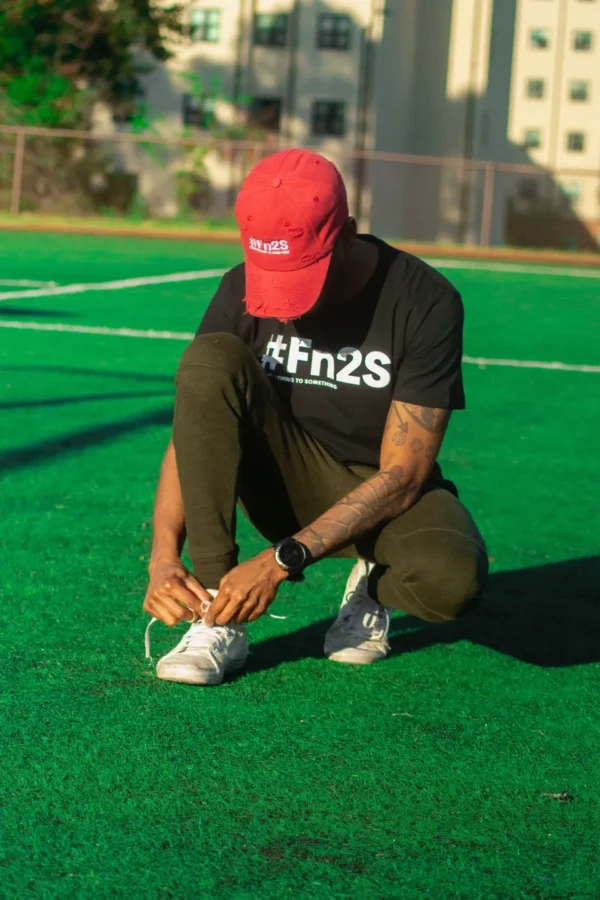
[1,319,598,373]
[462,354,600,373]
[1,259,599,305]
[0,321,195,340]
[0,259,597,306]
[426,259,600,279]
[0,269,227,303]
[0,279,57,288]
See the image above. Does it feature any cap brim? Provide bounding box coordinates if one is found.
[244,253,332,320]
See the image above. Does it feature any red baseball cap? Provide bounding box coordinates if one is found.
[234,148,349,320]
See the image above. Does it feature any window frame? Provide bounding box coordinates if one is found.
[561,182,583,206]
[311,100,346,137]
[253,13,289,47]
[573,30,593,51]
[523,128,542,149]
[316,13,352,51]
[190,8,221,43]
[248,97,283,133]
[526,78,546,99]
[529,27,551,49]
[517,178,540,203]
[182,93,216,129]
[570,80,590,102]
[566,131,586,152]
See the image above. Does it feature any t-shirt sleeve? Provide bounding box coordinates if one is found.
[196,267,244,339]
[393,289,466,410]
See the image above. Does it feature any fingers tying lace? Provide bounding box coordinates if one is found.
[144,607,287,662]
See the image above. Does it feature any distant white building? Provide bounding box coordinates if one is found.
[105,0,600,248]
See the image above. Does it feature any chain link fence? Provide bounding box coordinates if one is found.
[1,125,598,251]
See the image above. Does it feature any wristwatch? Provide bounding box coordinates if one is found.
[273,538,313,581]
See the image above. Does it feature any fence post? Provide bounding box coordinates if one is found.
[10,131,26,216]
[479,161,496,246]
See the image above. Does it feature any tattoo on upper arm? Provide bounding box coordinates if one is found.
[390,404,409,446]
[401,403,447,434]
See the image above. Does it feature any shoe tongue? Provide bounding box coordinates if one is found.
[187,621,222,644]
[347,586,371,610]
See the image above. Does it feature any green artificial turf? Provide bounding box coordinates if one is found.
[1,233,599,899]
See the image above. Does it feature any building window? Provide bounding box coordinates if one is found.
[573,30,593,50]
[523,128,542,149]
[567,132,585,151]
[529,28,550,49]
[182,93,215,128]
[253,13,288,47]
[248,98,282,132]
[311,101,345,137]
[518,179,540,203]
[561,183,582,205]
[190,9,221,42]
[570,80,590,101]
[526,78,545,99]
[316,14,352,50]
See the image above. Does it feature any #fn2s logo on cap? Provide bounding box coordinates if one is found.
[248,238,290,255]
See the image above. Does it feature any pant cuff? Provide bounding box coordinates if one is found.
[189,550,238,590]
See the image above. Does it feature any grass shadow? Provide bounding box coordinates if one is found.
[245,617,335,673]
[0,365,172,384]
[0,405,173,476]
[248,556,600,670]
[0,390,173,411]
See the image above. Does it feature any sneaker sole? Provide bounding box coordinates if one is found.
[156,657,247,686]
[325,647,389,665]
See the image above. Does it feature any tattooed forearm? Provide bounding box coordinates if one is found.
[295,466,419,560]
[296,404,450,561]
[401,403,448,434]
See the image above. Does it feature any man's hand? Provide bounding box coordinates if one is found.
[143,559,212,626]
[204,549,287,627]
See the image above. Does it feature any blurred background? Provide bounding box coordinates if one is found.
[1,0,599,251]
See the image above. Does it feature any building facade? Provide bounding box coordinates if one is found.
[113,0,599,247]
[506,0,600,246]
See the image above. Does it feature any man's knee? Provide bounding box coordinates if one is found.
[177,333,253,384]
[382,532,488,623]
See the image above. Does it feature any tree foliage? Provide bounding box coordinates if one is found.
[0,0,183,126]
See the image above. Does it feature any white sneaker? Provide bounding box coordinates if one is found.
[324,561,391,664]
[155,621,248,686]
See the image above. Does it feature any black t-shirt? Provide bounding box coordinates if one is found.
[197,235,465,469]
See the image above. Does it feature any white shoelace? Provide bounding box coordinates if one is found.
[145,593,213,661]
[144,608,287,662]
[181,621,230,651]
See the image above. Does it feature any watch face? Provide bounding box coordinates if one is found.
[278,540,306,571]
